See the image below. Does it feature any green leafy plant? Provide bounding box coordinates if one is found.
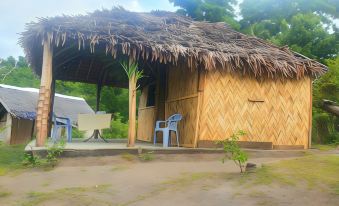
[45,140,65,167]
[120,61,144,81]
[22,153,40,167]
[217,130,248,173]
[21,140,65,169]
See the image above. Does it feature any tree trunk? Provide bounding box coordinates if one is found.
[323,100,339,117]
[127,73,137,147]
[36,37,53,147]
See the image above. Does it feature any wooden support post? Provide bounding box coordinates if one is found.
[308,78,313,149]
[35,37,53,147]
[193,67,206,148]
[127,73,137,147]
[47,79,56,136]
[96,83,102,112]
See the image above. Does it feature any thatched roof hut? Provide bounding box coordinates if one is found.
[21,8,327,149]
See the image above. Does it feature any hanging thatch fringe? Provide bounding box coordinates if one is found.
[20,8,327,79]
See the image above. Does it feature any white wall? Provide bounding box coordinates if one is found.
[0,113,12,144]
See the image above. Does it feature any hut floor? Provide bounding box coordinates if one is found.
[25,139,308,158]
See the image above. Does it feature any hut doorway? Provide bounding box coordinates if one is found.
[137,84,157,142]
[137,65,202,148]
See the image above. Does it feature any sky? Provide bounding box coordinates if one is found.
[0,0,177,59]
[1,1,337,59]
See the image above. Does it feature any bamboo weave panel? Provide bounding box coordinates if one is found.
[167,65,198,100]
[137,107,156,141]
[199,70,311,148]
[165,65,199,146]
[165,97,198,146]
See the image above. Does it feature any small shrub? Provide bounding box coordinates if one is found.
[21,141,65,169]
[139,151,154,161]
[22,153,40,167]
[45,140,65,167]
[217,130,248,173]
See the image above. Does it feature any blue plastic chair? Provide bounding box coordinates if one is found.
[51,114,72,143]
[153,114,182,147]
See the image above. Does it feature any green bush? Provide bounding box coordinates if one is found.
[312,111,339,144]
[22,141,65,168]
[45,140,65,167]
[22,153,40,167]
[72,128,85,139]
[102,113,128,139]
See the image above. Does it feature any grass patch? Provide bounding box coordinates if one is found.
[0,191,11,198]
[22,184,112,206]
[138,151,155,161]
[0,142,25,175]
[312,144,338,151]
[241,164,295,186]
[121,152,135,161]
[248,190,266,198]
[242,154,339,194]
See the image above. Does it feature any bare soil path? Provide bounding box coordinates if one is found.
[0,152,338,206]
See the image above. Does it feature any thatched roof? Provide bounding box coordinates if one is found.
[20,8,326,86]
[0,84,94,125]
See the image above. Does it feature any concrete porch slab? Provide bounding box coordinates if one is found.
[25,139,308,158]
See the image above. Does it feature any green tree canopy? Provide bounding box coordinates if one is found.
[239,0,338,60]
[313,56,339,106]
[170,0,240,29]
[271,13,338,60]
[240,0,338,25]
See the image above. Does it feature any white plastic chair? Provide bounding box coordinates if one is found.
[153,114,182,147]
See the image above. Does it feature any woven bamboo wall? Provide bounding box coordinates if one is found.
[199,69,311,148]
[167,65,199,99]
[137,107,156,141]
[137,86,156,141]
[165,65,199,147]
[10,118,34,145]
[166,97,198,146]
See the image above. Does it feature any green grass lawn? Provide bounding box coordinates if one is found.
[311,143,338,151]
[241,154,339,195]
[0,142,25,175]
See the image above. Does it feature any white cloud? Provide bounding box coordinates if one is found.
[130,0,143,11]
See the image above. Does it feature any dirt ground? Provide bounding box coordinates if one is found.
[0,152,338,206]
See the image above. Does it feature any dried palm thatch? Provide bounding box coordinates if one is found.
[20,8,326,81]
